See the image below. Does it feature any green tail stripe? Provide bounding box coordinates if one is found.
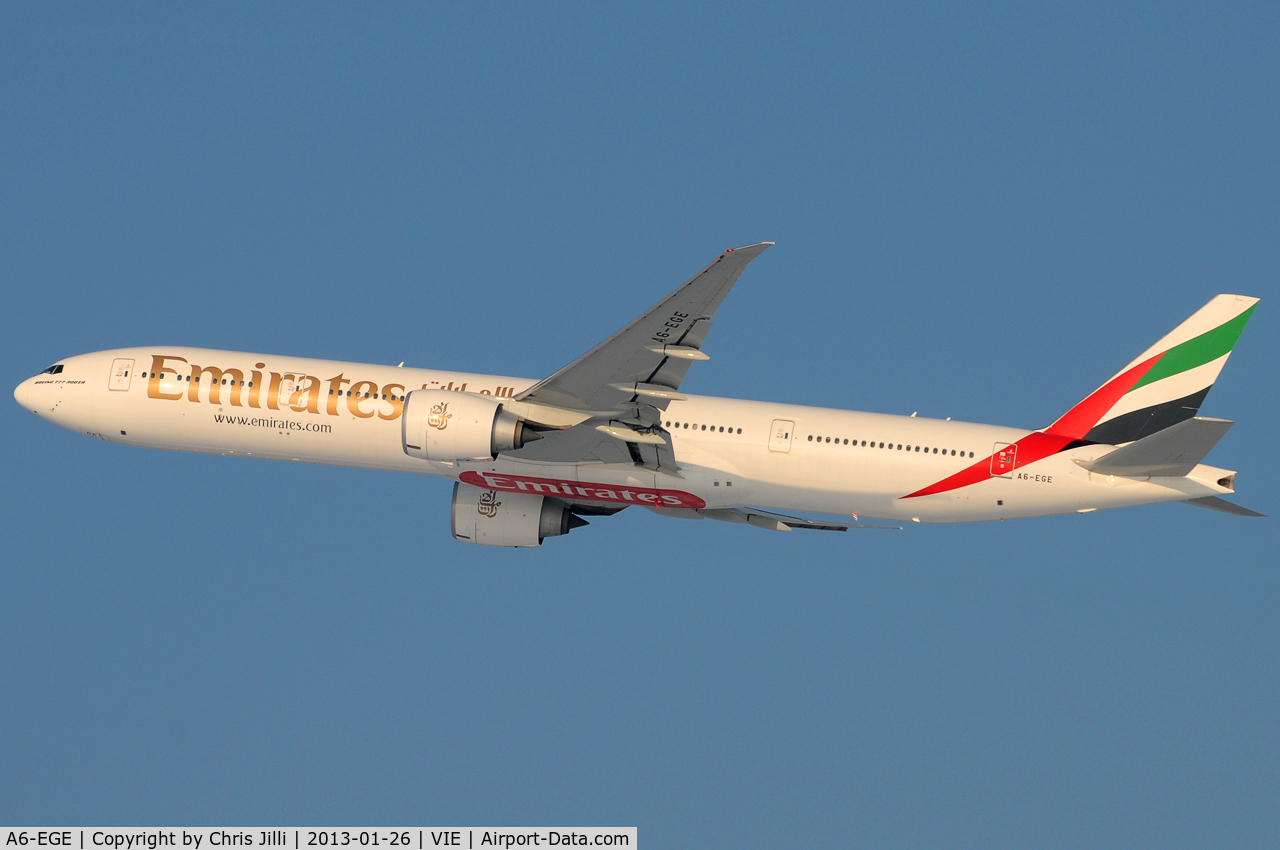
[1128,304,1256,393]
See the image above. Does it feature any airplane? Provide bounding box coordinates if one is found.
[13,243,1263,547]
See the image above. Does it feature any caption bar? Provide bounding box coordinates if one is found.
[1,831,634,850]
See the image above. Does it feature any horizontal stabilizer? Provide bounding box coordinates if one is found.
[1183,496,1266,517]
[699,507,901,532]
[1079,416,1233,477]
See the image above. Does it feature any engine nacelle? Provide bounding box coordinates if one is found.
[450,482,587,547]
[402,389,534,461]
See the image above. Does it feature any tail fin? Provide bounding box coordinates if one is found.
[1046,294,1258,444]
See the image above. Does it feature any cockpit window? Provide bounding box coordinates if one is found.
[41,364,64,375]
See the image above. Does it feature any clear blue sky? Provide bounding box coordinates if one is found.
[2,4,1277,846]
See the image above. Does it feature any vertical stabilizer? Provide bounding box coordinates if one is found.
[1046,294,1258,444]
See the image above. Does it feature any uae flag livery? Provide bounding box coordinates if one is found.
[1077,295,1257,445]
[904,294,1257,500]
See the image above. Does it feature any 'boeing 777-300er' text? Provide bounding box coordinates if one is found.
[15,243,1262,546]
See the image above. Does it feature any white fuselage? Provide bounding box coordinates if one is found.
[14,347,1235,523]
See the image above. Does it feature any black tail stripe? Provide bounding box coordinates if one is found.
[1084,387,1211,445]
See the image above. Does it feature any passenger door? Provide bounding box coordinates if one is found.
[991,442,1017,477]
[108,358,134,391]
[278,374,301,408]
[769,419,795,453]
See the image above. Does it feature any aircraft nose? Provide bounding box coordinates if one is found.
[14,376,32,409]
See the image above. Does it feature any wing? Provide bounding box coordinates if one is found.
[648,506,902,531]
[700,507,901,532]
[517,242,773,415]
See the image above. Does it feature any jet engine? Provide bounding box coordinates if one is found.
[402,389,538,461]
[450,481,588,547]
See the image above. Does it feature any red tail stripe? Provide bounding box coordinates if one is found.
[1045,352,1163,440]
[902,431,1073,499]
[904,352,1164,500]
